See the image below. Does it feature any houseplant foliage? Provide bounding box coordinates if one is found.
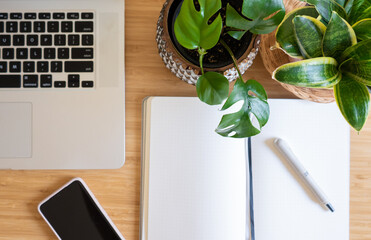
[174,0,285,138]
[273,0,371,131]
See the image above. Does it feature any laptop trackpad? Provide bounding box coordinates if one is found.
[0,103,32,158]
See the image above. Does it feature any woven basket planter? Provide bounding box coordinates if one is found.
[260,0,335,103]
[156,0,261,85]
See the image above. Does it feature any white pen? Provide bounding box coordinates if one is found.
[273,138,335,212]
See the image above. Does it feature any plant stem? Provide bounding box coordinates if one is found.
[220,39,243,80]
[198,48,207,75]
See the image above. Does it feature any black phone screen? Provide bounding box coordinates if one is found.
[39,180,122,240]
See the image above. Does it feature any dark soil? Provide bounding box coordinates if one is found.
[168,0,253,69]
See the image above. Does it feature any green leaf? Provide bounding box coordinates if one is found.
[340,39,371,62]
[215,79,269,138]
[275,6,319,59]
[273,57,341,88]
[226,0,285,36]
[340,58,371,85]
[347,0,371,25]
[345,0,355,15]
[196,72,229,105]
[227,30,247,41]
[323,11,357,62]
[303,0,347,23]
[334,74,370,131]
[293,16,326,58]
[174,0,222,50]
[226,4,253,30]
[334,0,347,6]
[352,18,371,40]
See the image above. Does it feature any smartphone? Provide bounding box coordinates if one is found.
[38,178,125,240]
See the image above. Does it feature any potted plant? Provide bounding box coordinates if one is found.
[156,0,286,138]
[270,0,371,131]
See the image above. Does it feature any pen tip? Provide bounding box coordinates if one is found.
[326,204,335,212]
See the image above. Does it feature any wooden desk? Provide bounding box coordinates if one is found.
[0,1,370,239]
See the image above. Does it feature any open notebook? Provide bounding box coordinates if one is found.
[140,97,350,240]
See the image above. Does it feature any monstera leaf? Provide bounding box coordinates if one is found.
[226,0,285,38]
[216,79,269,138]
[275,6,319,58]
[334,74,370,131]
[174,0,222,50]
[323,12,357,62]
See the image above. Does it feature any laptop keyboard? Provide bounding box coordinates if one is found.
[0,11,95,89]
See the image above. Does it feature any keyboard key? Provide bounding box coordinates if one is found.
[65,61,93,72]
[0,13,8,19]
[51,61,63,72]
[54,34,66,46]
[68,74,79,81]
[82,81,94,88]
[10,13,22,19]
[44,48,56,59]
[30,48,42,59]
[48,21,59,33]
[34,21,45,32]
[68,74,80,87]
[9,62,21,72]
[0,35,11,46]
[16,48,28,59]
[81,13,94,19]
[27,35,38,46]
[20,22,32,33]
[0,75,21,88]
[67,13,79,19]
[82,34,93,46]
[3,48,14,59]
[23,75,38,88]
[23,61,35,72]
[0,62,7,72]
[41,75,52,87]
[41,35,52,46]
[54,81,66,88]
[39,13,51,19]
[68,34,80,46]
[37,61,48,72]
[72,48,93,59]
[0,22,4,33]
[13,35,25,46]
[53,13,65,19]
[61,21,73,32]
[58,48,69,59]
[6,22,18,33]
[25,13,37,19]
[75,21,93,32]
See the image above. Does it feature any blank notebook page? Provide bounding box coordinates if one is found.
[252,99,349,240]
[146,97,246,240]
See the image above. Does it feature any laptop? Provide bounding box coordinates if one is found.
[0,0,125,169]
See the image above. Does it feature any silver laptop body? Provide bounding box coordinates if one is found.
[0,0,125,169]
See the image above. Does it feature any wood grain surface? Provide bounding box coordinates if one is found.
[0,0,370,239]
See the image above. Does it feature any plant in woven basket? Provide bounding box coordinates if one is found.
[174,0,285,138]
[273,0,371,131]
